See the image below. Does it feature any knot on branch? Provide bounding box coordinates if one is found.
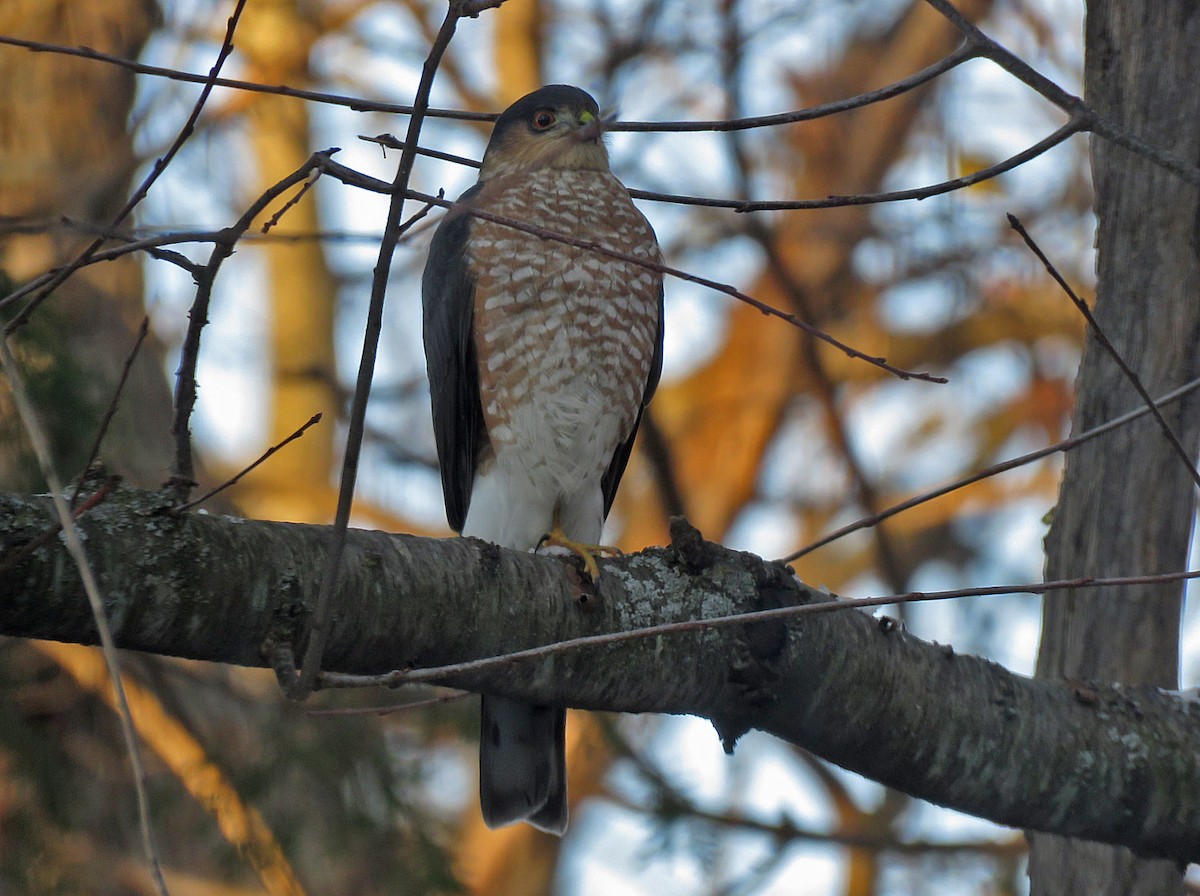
[667,515,715,573]
[260,577,311,701]
[668,520,803,753]
[719,558,798,751]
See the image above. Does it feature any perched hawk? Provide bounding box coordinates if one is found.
[422,85,664,834]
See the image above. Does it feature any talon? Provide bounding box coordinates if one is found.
[538,527,621,580]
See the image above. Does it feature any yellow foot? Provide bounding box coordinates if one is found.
[537,528,623,580]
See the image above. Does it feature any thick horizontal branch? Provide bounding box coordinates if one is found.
[3,487,1200,862]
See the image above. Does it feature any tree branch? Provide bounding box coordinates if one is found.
[2,487,1200,863]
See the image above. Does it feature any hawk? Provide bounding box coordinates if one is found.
[422,85,664,834]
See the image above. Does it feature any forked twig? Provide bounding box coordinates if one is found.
[170,150,341,489]
[924,0,1200,190]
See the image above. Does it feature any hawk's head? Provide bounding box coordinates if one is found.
[479,85,610,180]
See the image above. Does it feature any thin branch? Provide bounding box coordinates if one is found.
[614,734,1026,858]
[70,317,150,507]
[175,413,323,513]
[654,795,1026,858]
[260,171,323,235]
[0,34,489,122]
[0,162,402,315]
[288,2,471,700]
[0,233,204,310]
[0,219,205,279]
[0,217,381,248]
[611,42,979,132]
[0,339,170,896]
[0,477,119,576]
[924,0,1200,189]
[782,374,1200,562]
[638,410,688,519]
[757,227,910,591]
[304,690,471,717]
[360,132,485,167]
[316,567,1200,691]
[170,150,341,489]
[360,124,1081,213]
[715,6,911,596]
[2,0,248,335]
[0,30,969,131]
[4,12,1200,196]
[406,189,947,384]
[1009,213,1200,491]
[728,120,1084,212]
[116,0,248,227]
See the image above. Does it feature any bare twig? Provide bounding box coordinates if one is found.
[304,689,471,717]
[0,161,399,318]
[170,150,341,489]
[287,1,477,701]
[638,410,688,519]
[406,189,947,384]
[69,317,150,507]
[3,0,249,335]
[614,733,1026,858]
[359,123,1081,213]
[360,132,484,166]
[924,0,1200,190]
[1008,213,1200,491]
[117,1,248,226]
[3,13,1199,195]
[0,33,493,120]
[0,477,119,576]
[315,567,1200,691]
[38,641,307,896]
[0,220,205,280]
[728,120,1084,212]
[0,215,380,249]
[0,337,170,896]
[782,374,1200,562]
[175,413,324,513]
[261,169,323,235]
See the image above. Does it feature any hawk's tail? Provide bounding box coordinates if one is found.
[479,695,568,835]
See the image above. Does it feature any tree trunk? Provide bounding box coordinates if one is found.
[1029,2,1200,893]
[0,0,170,491]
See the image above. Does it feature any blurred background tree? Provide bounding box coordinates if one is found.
[5,0,1187,893]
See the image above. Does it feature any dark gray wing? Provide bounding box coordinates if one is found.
[422,184,488,533]
[600,279,665,518]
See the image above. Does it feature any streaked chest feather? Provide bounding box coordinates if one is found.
[466,168,661,478]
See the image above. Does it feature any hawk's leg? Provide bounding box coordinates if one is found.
[537,516,622,580]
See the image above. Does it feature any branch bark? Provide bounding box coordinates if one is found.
[1030,0,1200,891]
[3,486,1200,863]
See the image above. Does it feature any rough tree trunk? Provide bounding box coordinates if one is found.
[1029,2,1200,893]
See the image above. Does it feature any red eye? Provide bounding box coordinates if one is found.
[531,110,556,131]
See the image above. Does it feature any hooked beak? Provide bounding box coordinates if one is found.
[574,109,612,144]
